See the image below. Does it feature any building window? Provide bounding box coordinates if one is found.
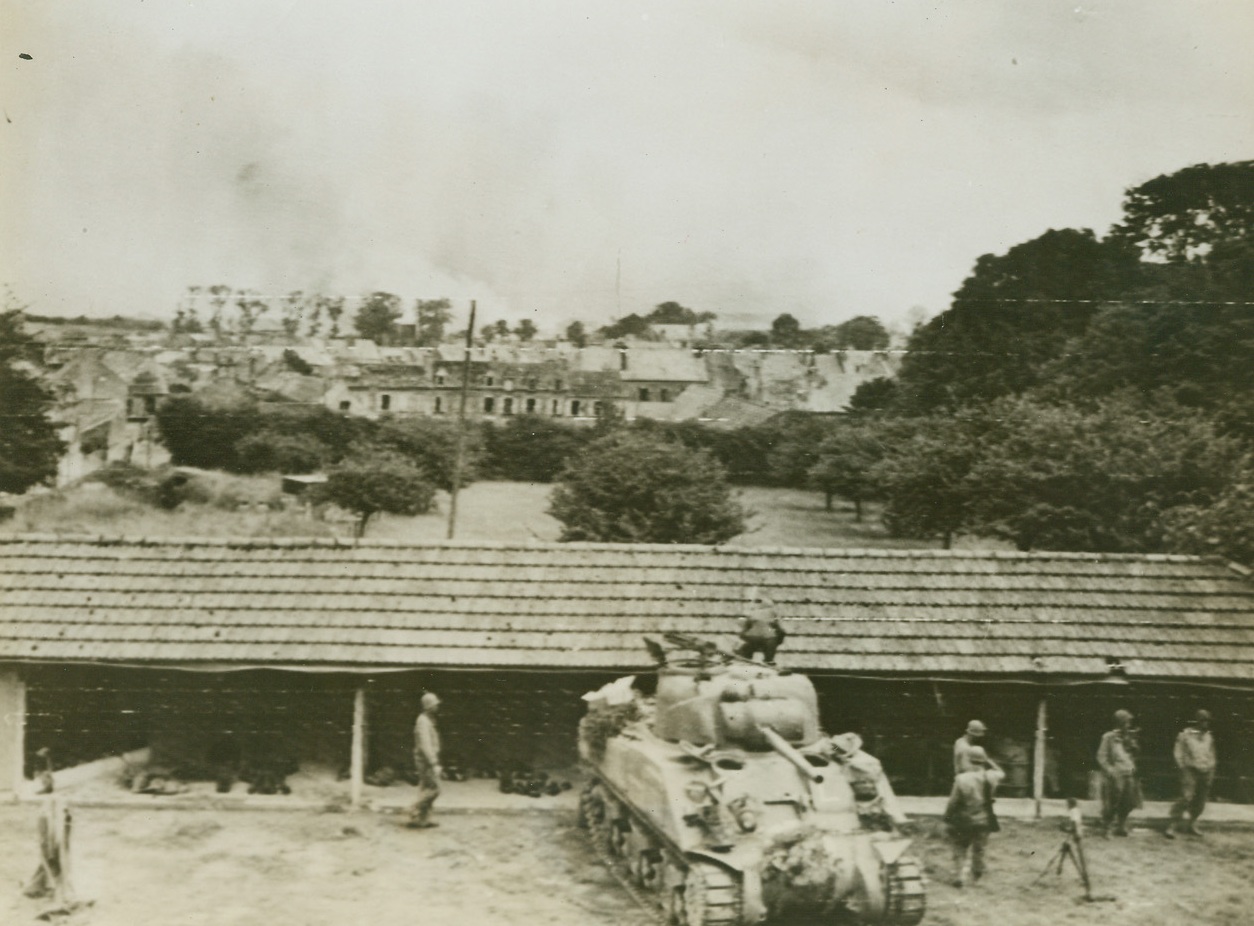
[638,387,650,402]
[593,401,604,416]
[380,394,391,411]
[660,389,671,402]
[503,397,514,415]
[527,378,538,391]
[554,379,563,391]
[436,374,445,385]
[571,400,581,417]
[486,375,495,386]
[339,400,351,411]
[484,397,495,414]
[434,397,443,414]
[552,400,560,415]
[504,379,514,392]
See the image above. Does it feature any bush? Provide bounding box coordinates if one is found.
[483,416,590,482]
[235,431,328,474]
[314,451,437,536]
[549,431,745,544]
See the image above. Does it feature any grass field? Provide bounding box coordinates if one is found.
[7,471,1008,552]
[3,476,1001,550]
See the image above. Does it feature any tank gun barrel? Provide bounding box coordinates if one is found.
[759,725,823,783]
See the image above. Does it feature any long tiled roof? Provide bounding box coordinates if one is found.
[1,536,1252,679]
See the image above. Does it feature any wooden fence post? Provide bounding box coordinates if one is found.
[1033,696,1048,819]
[350,686,367,808]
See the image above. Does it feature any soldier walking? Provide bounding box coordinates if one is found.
[943,746,1003,887]
[1166,710,1217,838]
[407,692,443,829]
[1096,709,1140,836]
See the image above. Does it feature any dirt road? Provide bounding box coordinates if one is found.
[0,805,1249,926]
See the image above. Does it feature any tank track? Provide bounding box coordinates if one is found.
[581,776,927,926]
[579,780,744,926]
[882,857,927,926]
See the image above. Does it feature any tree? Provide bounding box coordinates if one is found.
[1115,160,1254,262]
[483,415,589,482]
[565,321,588,348]
[646,301,716,325]
[600,313,651,340]
[415,299,452,346]
[315,451,436,537]
[234,430,328,474]
[280,291,305,339]
[321,295,345,338]
[0,302,66,493]
[766,415,835,489]
[233,289,269,339]
[514,319,538,342]
[206,285,232,338]
[964,398,1244,553]
[154,396,261,470]
[872,414,987,548]
[549,431,746,544]
[770,313,802,347]
[354,292,403,344]
[807,421,890,518]
[1163,476,1254,567]
[830,315,890,351]
[891,228,1139,413]
[371,417,480,492]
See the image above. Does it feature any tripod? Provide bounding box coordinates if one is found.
[1034,802,1114,903]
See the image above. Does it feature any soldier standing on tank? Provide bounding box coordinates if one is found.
[407,692,443,829]
[1165,710,1217,839]
[943,746,1003,887]
[735,596,785,665]
[954,720,987,775]
[1096,709,1141,837]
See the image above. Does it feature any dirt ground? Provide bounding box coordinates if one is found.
[1,804,1249,926]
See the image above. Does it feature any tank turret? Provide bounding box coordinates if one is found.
[578,634,926,926]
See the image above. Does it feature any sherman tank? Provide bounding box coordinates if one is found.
[577,634,926,926]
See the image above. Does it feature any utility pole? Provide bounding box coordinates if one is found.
[446,300,476,539]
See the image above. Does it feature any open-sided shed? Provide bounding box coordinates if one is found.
[2,535,1252,800]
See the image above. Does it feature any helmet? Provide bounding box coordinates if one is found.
[421,692,441,711]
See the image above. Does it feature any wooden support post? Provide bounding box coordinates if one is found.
[0,670,26,797]
[1033,696,1048,819]
[350,686,367,809]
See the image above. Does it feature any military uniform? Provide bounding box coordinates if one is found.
[944,748,1003,887]
[1168,713,1217,837]
[1097,713,1140,836]
[408,694,442,828]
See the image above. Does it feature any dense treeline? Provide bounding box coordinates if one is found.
[834,160,1254,563]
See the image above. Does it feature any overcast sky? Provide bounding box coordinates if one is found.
[2,1,1251,333]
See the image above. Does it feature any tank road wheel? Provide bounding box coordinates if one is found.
[677,862,742,926]
[608,817,631,859]
[632,848,664,892]
[883,857,926,926]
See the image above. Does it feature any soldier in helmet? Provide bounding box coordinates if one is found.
[735,596,786,666]
[1096,709,1141,836]
[943,746,1004,887]
[954,720,988,775]
[830,732,909,833]
[1166,709,1217,838]
[407,692,443,829]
